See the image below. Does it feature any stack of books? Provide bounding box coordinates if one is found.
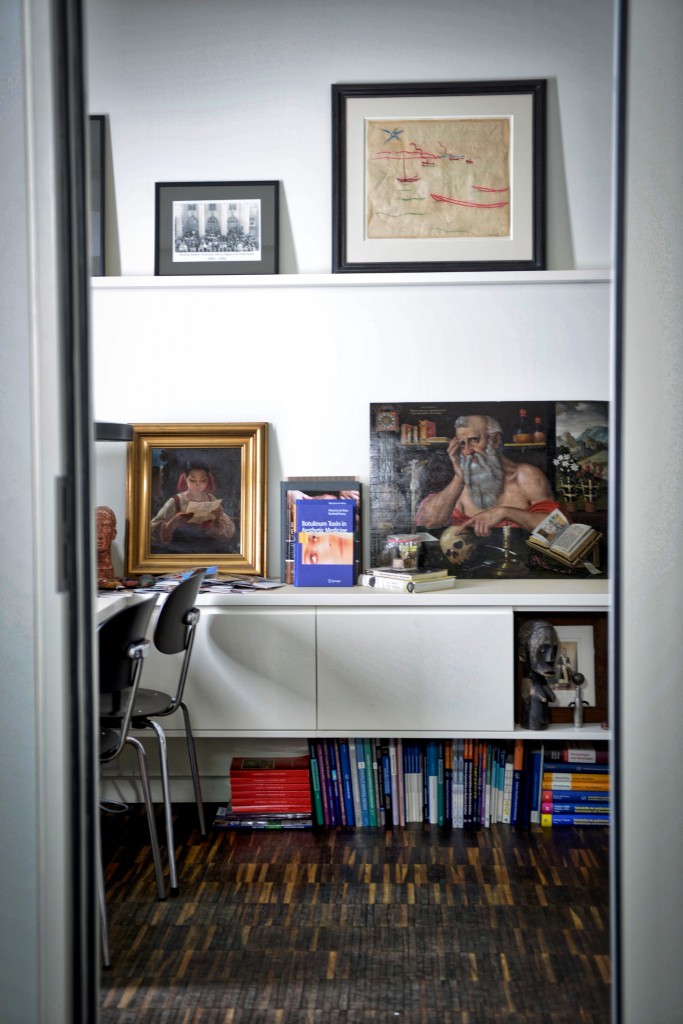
[304,737,610,831]
[540,742,610,827]
[215,755,313,830]
[358,567,455,593]
[307,737,533,830]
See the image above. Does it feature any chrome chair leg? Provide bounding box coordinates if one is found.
[97,825,111,969]
[127,736,166,900]
[180,701,206,835]
[147,719,179,896]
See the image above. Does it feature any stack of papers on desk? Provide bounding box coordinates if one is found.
[201,575,284,592]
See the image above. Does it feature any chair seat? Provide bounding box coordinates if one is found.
[100,727,121,760]
[130,687,177,720]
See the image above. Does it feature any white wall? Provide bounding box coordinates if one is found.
[87,0,617,575]
[92,274,610,576]
[86,0,615,275]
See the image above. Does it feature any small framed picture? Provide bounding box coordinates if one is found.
[514,612,608,727]
[88,115,106,276]
[126,422,268,576]
[551,626,597,707]
[332,80,546,273]
[154,181,279,276]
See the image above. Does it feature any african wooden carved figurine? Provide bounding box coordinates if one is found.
[96,505,117,581]
[518,619,558,730]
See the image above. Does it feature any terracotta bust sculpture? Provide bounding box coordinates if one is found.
[518,619,558,730]
[96,505,117,580]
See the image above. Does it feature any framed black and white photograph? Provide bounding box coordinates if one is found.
[332,80,546,273]
[155,181,280,276]
[88,115,106,276]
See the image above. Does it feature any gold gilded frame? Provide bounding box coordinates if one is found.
[126,422,267,576]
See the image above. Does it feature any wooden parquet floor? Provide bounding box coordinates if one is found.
[99,804,611,1024]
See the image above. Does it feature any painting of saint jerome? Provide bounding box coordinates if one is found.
[366,117,511,240]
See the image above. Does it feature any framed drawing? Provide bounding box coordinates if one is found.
[126,423,268,576]
[369,400,608,580]
[514,612,608,727]
[155,181,279,276]
[332,80,546,273]
[280,477,361,584]
[88,115,106,276]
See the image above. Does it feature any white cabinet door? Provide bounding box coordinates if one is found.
[163,606,317,734]
[317,607,514,733]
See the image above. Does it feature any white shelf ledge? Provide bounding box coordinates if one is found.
[91,269,611,290]
[195,578,610,610]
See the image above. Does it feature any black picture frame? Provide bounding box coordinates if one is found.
[88,115,106,276]
[514,611,608,728]
[332,80,546,273]
[154,180,279,276]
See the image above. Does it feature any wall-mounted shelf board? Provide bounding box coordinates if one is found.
[91,269,611,290]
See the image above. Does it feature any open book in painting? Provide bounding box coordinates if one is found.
[526,508,600,566]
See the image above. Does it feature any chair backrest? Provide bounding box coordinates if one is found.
[153,568,206,655]
[98,596,158,696]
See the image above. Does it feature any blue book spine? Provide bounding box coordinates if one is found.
[542,761,610,774]
[293,498,356,587]
[380,742,393,828]
[354,738,370,826]
[363,739,378,826]
[338,739,356,827]
[437,742,445,826]
[328,741,344,824]
[322,741,339,826]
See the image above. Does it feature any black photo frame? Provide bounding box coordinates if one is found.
[332,80,546,273]
[88,115,106,276]
[155,180,279,276]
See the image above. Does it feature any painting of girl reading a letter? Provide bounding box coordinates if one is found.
[150,449,240,556]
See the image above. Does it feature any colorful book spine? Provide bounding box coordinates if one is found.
[529,746,544,824]
[380,740,393,828]
[541,789,609,805]
[354,738,371,826]
[389,739,402,827]
[315,741,330,824]
[541,812,610,827]
[321,741,339,825]
[541,761,609,774]
[337,739,356,827]
[307,740,325,826]
[395,738,406,827]
[363,738,378,827]
[542,774,610,790]
[541,801,610,815]
[544,742,609,764]
[374,739,385,828]
[347,739,363,826]
[443,739,453,828]
[510,739,525,826]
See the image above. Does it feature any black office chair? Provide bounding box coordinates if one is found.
[128,567,207,895]
[97,595,164,968]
